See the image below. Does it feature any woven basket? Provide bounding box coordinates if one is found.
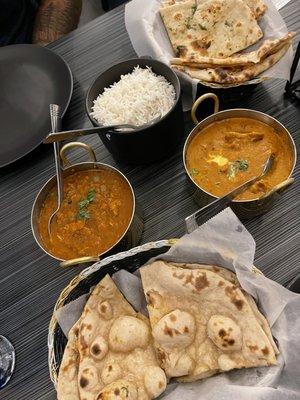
[48,239,177,387]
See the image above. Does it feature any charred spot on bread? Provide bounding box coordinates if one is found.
[79,376,88,389]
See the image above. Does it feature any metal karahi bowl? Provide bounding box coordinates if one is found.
[183,93,297,218]
[31,142,143,268]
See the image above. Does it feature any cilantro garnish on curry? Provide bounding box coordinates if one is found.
[77,188,96,220]
[186,117,293,200]
[38,170,133,260]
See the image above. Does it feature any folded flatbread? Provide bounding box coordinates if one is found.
[171,32,295,68]
[57,321,80,400]
[77,274,167,400]
[173,42,290,84]
[161,0,267,18]
[241,0,267,18]
[160,0,263,58]
[140,261,279,382]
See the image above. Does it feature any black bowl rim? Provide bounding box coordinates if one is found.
[85,57,181,134]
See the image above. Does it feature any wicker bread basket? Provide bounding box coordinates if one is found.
[48,239,177,387]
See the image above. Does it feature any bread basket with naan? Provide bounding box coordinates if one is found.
[154,0,295,85]
[56,260,279,399]
[124,0,295,98]
[50,210,300,399]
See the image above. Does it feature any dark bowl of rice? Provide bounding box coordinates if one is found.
[86,58,184,165]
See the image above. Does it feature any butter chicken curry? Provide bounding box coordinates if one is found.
[38,169,133,260]
[186,117,293,200]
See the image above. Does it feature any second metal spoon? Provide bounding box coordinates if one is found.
[48,104,63,236]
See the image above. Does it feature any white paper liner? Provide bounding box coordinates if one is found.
[56,208,300,399]
[124,0,294,110]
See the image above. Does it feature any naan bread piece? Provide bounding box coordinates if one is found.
[57,321,80,400]
[161,0,266,18]
[242,0,267,18]
[160,0,197,52]
[244,293,279,355]
[173,42,290,84]
[161,0,192,6]
[189,0,263,57]
[171,32,295,67]
[171,262,240,285]
[77,274,167,400]
[140,261,278,382]
[160,0,263,58]
[175,264,280,358]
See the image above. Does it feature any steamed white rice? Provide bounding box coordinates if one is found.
[90,66,176,127]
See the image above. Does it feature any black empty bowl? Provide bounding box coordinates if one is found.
[86,58,184,164]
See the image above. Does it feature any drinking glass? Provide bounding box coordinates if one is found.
[0,336,15,389]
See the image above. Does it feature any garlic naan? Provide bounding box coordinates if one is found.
[160,0,263,58]
[161,0,266,17]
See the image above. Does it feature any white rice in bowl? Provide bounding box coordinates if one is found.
[90,66,176,127]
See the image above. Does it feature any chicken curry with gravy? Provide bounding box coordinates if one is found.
[38,169,133,260]
[186,117,293,200]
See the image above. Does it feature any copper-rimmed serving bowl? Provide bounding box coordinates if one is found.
[31,142,143,267]
[183,93,297,218]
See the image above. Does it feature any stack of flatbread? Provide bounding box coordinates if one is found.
[160,0,295,84]
[57,263,279,398]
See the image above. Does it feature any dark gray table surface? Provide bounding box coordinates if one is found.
[0,3,299,399]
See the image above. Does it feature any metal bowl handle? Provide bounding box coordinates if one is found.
[60,142,97,167]
[60,256,100,268]
[261,177,294,199]
[191,93,220,125]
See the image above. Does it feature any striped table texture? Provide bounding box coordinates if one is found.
[0,2,299,399]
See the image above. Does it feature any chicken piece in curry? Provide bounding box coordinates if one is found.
[38,169,133,260]
[186,117,293,200]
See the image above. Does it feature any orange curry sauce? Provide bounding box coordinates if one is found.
[186,117,293,200]
[38,169,133,260]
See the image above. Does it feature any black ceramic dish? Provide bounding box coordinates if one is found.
[0,44,73,168]
[86,58,184,164]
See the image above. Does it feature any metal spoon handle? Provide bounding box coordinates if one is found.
[43,124,135,143]
[50,104,63,207]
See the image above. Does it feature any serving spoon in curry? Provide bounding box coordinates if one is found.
[47,104,64,237]
[185,154,275,233]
